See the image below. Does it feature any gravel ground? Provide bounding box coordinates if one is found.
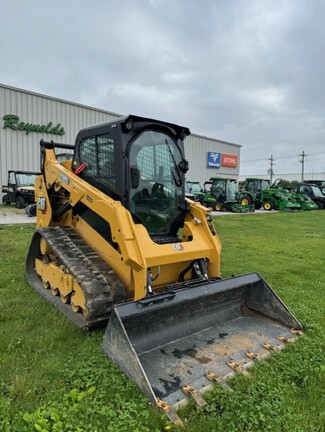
[0,207,36,225]
[0,205,275,225]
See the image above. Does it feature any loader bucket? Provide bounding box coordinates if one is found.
[102,273,301,410]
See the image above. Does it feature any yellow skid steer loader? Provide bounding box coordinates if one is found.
[26,115,301,423]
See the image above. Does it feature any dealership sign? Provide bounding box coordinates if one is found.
[221,154,238,168]
[207,152,221,168]
[3,114,65,136]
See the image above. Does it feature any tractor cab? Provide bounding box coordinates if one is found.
[202,176,251,212]
[240,178,301,211]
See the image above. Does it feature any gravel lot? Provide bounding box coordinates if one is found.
[0,205,275,225]
[0,206,36,225]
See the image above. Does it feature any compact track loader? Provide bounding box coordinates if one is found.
[26,115,302,424]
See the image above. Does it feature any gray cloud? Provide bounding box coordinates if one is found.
[1,0,324,177]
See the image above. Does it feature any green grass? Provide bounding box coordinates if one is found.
[0,211,324,431]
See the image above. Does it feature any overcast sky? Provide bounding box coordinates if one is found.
[1,0,325,178]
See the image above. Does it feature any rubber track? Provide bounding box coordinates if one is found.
[26,226,126,330]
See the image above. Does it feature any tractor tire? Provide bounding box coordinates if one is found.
[214,202,222,212]
[240,195,253,206]
[314,200,323,210]
[263,201,273,211]
[2,194,10,205]
[15,196,26,209]
[26,203,37,217]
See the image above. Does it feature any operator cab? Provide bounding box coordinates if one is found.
[73,115,190,243]
[128,129,187,240]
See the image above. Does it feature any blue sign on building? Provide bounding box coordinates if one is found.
[207,152,221,168]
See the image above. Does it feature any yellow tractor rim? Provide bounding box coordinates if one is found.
[241,198,249,206]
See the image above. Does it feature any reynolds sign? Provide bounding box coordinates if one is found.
[207,152,221,168]
[3,114,65,136]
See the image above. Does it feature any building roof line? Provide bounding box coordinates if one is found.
[187,132,241,148]
[0,82,122,118]
[0,82,240,147]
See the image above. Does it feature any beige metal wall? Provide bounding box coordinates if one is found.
[0,84,121,194]
[0,83,241,196]
[185,133,241,186]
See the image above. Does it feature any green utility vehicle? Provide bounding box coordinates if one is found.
[239,178,301,211]
[2,170,39,208]
[202,176,254,212]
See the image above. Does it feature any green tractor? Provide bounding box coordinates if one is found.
[202,176,254,212]
[187,180,205,202]
[266,179,317,211]
[266,178,316,211]
[239,178,301,211]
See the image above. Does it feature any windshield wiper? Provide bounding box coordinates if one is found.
[165,139,182,187]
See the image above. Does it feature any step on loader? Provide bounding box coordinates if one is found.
[25,115,302,424]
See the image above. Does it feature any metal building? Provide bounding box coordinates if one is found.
[0,83,241,198]
[185,133,241,185]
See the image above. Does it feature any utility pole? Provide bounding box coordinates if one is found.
[299,151,306,182]
[268,154,275,184]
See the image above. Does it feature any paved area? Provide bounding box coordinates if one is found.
[0,208,36,225]
[212,209,277,216]
[0,206,276,225]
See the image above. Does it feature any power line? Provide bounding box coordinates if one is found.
[223,124,325,142]
[220,121,325,146]
[241,150,325,163]
[307,151,325,156]
[240,171,325,177]
[220,113,325,140]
